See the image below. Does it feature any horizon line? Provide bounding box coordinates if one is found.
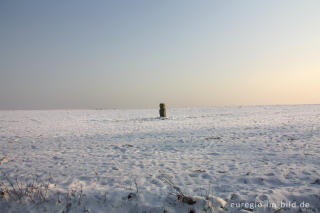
[0,103,319,111]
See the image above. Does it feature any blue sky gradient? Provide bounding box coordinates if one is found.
[1,0,319,109]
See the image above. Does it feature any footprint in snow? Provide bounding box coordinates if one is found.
[207,152,219,156]
[122,144,134,148]
[201,173,211,179]
[311,179,320,184]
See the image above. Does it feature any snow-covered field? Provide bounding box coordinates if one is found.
[0,105,320,213]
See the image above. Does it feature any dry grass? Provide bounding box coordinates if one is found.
[0,173,51,204]
[160,173,196,206]
[0,172,89,213]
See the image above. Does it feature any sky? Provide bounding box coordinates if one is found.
[0,0,319,109]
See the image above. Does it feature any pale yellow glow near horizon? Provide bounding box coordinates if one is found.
[160,51,320,107]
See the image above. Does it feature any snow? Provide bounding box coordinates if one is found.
[0,105,319,212]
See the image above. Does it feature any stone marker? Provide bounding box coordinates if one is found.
[159,103,166,118]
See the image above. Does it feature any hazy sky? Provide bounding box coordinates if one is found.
[1,0,319,109]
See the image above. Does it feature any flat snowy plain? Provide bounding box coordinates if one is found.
[0,105,319,213]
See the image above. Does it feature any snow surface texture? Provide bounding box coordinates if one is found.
[0,105,319,213]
